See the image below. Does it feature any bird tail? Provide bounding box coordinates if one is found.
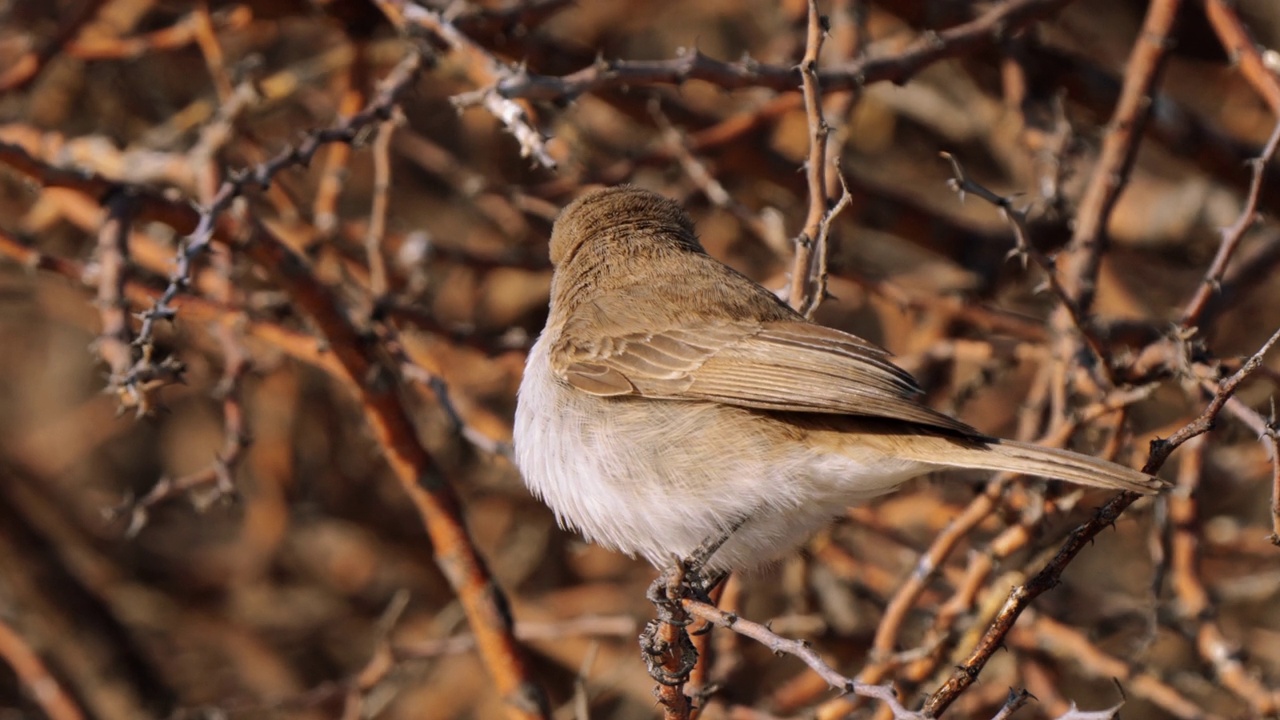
[904,437,1165,494]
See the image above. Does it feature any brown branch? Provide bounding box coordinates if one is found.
[449,0,574,41]
[829,384,1154,718]
[0,617,85,720]
[1168,435,1279,715]
[373,0,556,168]
[649,102,788,256]
[1266,403,1280,546]
[380,325,515,459]
[940,151,1112,382]
[342,591,409,720]
[894,394,1153,691]
[0,124,199,191]
[365,108,399,298]
[1,216,517,460]
[104,320,249,537]
[0,140,201,231]
[654,620,693,719]
[682,599,921,719]
[1209,388,1280,549]
[800,172,852,319]
[3,192,543,718]
[790,0,831,314]
[395,615,638,658]
[190,1,234,102]
[1180,119,1280,329]
[313,50,368,240]
[92,191,139,404]
[55,5,251,63]
[1007,614,1210,720]
[922,322,1280,717]
[1203,0,1280,117]
[0,0,107,91]
[463,0,1078,103]
[235,218,549,719]
[134,49,424,355]
[1055,0,1181,315]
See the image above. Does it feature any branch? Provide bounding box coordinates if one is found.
[1180,119,1280,329]
[1204,0,1280,117]
[682,599,922,720]
[789,1,855,319]
[134,49,424,356]
[1055,0,1182,315]
[460,0,1079,103]
[0,617,84,720]
[940,152,1112,381]
[1167,435,1280,714]
[922,321,1280,717]
[236,218,549,719]
[373,0,556,168]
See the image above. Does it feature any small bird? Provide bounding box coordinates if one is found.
[514,186,1163,573]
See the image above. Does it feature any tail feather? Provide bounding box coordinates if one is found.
[911,437,1165,494]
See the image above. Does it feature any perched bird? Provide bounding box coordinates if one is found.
[514,186,1163,573]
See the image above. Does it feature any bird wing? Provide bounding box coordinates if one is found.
[551,318,976,434]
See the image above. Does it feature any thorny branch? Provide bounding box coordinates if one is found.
[132,50,425,376]
[456,0,1078,103]
[924,323,1280,716]
[789,0,833,315]
[1180,119,1280,329]
[939,152,1111,379]
[373,0,556,168]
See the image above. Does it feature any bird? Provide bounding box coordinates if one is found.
[513,185,1163,573]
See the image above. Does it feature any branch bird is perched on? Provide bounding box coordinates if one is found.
[514,186,1164,573]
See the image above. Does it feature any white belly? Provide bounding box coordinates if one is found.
[513,337,930,571]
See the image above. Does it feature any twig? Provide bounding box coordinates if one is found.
[1055,0,1181,316]
[1266,400,1280,546]
[134,50,424,356]
[236,218,549,719]
[1,220,517,459]
[342,591,410,720]
[0,0,107,91]
[103,317,250,537]
[190,1,234,102]
[92,190,141,409]
[365,108,400,298]
[457,0,1080,103]
[378,324,515,459]
[0,617,85,720]
[648,101,785,253]
[1008,614,1211,720]
[923,322,1280,717]
[1180,119,1280,329]
[313,47,369,240]
[789,0,831,314]
[1204,0,1280,117]
[989,689,1033,720]
[640,568,695,720]
[373,0,556,168]
[682,599,921,719]
[858,383,1153,682]
[940,152,1110,379]
[1167,435,1279,714]
[395,616,638,658]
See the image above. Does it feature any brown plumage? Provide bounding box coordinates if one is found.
[514,186,1164,571]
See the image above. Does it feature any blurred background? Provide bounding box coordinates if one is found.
[1,0,1279,718]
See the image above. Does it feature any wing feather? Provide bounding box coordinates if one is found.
[554,319,974,433]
